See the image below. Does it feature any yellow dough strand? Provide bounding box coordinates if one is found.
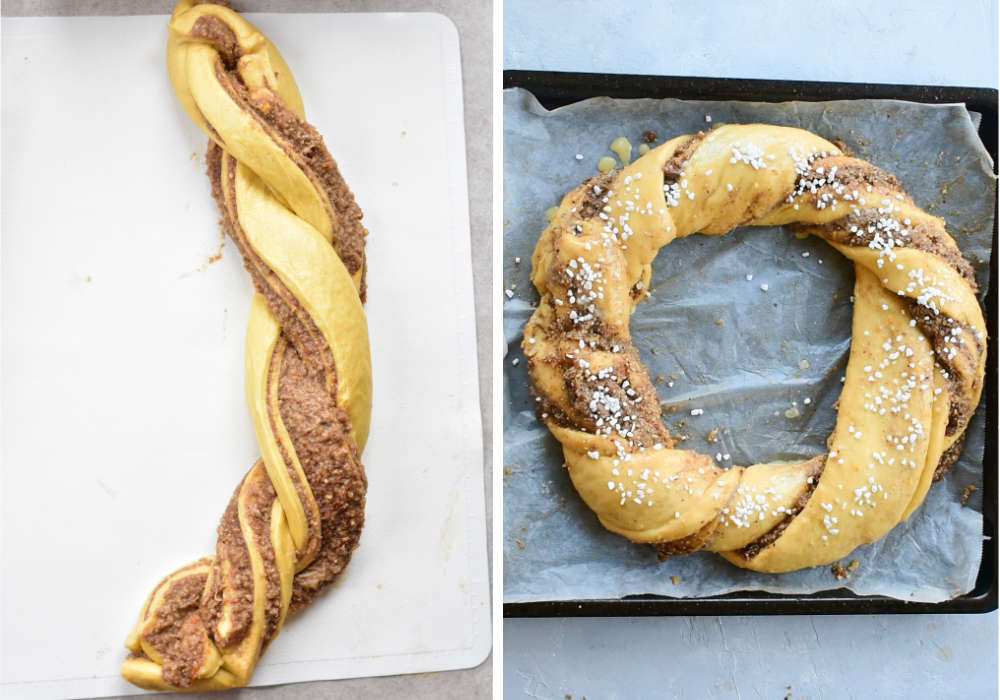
[122,2,371,690]
[525,123,986,574]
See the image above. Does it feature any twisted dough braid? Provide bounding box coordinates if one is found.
[525,124,986,573]
[121,2,371,689]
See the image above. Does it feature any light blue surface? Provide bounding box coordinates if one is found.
[503,1,998,698]
[505,614,997,700]
[504,0,998,88]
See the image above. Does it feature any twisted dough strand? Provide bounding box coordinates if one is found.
[121,2,371,689]
[525,124,985,574]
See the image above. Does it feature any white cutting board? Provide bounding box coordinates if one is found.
[0,12,489,699]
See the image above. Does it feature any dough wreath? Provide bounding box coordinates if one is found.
[121,1,371,690]
[524,123,986,574]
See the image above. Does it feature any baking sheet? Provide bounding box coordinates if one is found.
[502,88,995,604]
[1,13,489,699]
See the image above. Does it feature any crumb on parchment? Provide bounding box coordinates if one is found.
[961,484,978,505]
[831,559,859,580]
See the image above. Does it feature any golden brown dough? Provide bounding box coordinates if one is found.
[524,123,985,573]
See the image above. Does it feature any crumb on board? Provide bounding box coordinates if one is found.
[655,375,664,384]
[670,575,679,585]
[642,130,657,143]
[707,428,719,443]
[516,539,525,549]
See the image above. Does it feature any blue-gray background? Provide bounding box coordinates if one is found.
[504,1,998,698]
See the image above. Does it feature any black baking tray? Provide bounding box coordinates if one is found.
[503,70,999,616]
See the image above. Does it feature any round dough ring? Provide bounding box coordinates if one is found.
[524,124,986,573]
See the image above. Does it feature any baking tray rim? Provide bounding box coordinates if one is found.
[502,70,999,617]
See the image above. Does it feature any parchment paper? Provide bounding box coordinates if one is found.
[502,88,995,603]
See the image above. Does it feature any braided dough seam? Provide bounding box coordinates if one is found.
[121,2,371,689]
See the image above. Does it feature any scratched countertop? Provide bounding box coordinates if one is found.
[503,1,998,699]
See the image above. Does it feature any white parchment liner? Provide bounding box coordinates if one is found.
[502,89,995,603]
